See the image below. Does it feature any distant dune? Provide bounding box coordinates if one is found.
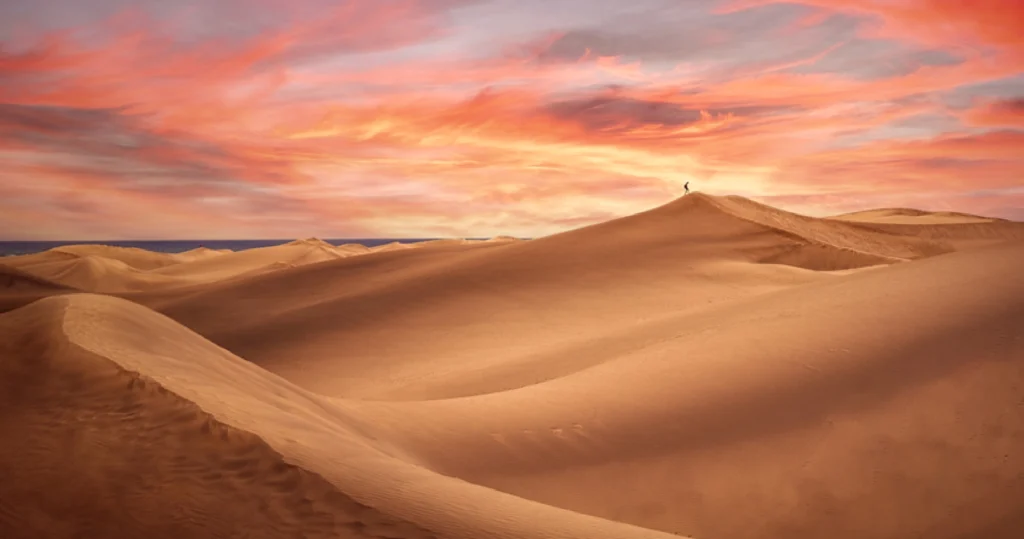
[3,238,430,294]
[9,255,188,293]
[831,207,1001,225]
[2,194,1023,539]
[0,264,77,293]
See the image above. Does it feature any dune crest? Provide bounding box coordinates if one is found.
[10,254,184,293]
[371,241,418,253]
[175,246,234,261]
[662,194,944,266]
[831,207,1001,224]
[285,237,336,248]
[4,239,388,294]
[46,244,186,270]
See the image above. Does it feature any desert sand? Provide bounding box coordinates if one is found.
[2,193,1023,539]
[830,207,1001,225]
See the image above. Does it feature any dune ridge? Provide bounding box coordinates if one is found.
[10,254,186,293]
[3,238,447,294]
[22,244,186,271]
[831,207,1002,224]
[702,195,950,262]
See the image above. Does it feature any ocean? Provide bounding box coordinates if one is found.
[0,239,454,257]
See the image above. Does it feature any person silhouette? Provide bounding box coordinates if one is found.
[684,181,690,195]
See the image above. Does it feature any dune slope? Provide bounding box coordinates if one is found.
[149,193,1005,399]
[0,294,681,539]
[350,240,1024,539]
[2,194,1022,539]
[831,207,1001,224]
[4,239,382,295]
[150,238,354,282]
[0,264,79,313]
[0,264,76,293]
[827,207,1024,249]
[10,255,193,293]
[3,244,183,272]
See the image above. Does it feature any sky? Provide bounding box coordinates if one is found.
[1,0,1023,240]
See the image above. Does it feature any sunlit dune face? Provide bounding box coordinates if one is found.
[1,0,1022,239]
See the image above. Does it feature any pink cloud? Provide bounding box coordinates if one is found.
[1,0,1022,239]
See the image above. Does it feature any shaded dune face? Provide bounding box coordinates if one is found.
[0,295,682,539]
[1,194,1024,539]
[0,265,78,313]
[353,241,1024,539]
[0,265,76,293]
[0,236,516,301]
[0,299,439,539]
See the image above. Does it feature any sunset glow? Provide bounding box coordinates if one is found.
[2,0,1023,239]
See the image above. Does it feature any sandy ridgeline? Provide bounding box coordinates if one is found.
[0,237,514,295]
[2,193,1024,539]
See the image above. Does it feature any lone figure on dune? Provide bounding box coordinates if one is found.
[684,181,690,195]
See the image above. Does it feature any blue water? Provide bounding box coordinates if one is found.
[0,239,455,257]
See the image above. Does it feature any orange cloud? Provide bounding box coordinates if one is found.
[761,130,1024,199]
[721,0,1024,59]
[2,1,1023,239]
[962,98,1024,127]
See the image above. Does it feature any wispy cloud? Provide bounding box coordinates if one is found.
[2,0,1022,239]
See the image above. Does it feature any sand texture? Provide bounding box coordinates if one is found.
[2,194,1023,539]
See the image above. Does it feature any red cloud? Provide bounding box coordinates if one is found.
[2,1,1022,239]
[721,0,1024,60]
[963,98,1024,127]
[0,1,455,111]
[753,190,1024,222]
[765,130,1024,195]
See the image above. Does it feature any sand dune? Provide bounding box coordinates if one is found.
[0,294,681,539]
[1,244,223,293]
[145,194,1019,399]
[174,245,235,262]
[3,244,233,270]
[0,238,504,315]
[150,238,363,282]
[348,240,1024,539]
[5,243,186,271]
[1,249,80,270]
[3,238,408,294]
[2,193,1023,538]
[0,264,78,314]
[371,241,419,253]
[827,207,1024,250]
[832,207,1001,224]
[9,255,196,293]
[0,264,77,293]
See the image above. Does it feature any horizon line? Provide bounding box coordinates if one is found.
[0,237,532,243]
